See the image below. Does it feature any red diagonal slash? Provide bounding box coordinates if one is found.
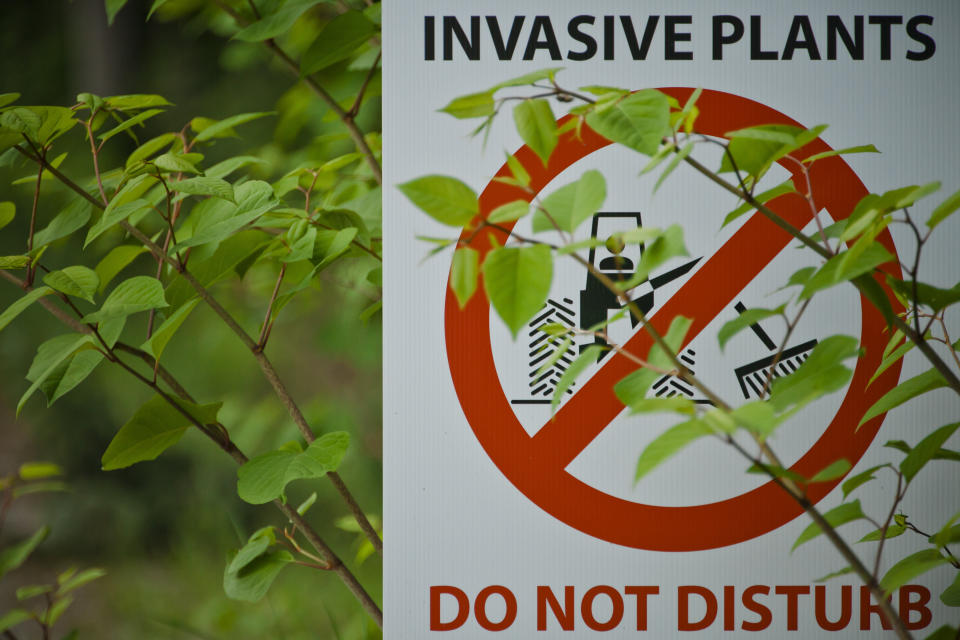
[444,89,903,550]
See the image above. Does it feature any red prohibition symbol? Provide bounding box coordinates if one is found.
[445,88,904,551]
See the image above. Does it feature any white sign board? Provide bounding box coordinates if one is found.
[384,2,960,636]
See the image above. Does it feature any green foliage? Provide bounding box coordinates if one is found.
[880,549,951,596]
[532,170,606,233]
[585,90,671,156]
[793,501,866,550]
[513,98,557,166]
[399,175,477,227]
[301,11,378,75]
[481,244,552,338]
[236,432,350,504]
[101,395,222,470]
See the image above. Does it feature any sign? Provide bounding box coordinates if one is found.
[386,3,960,637]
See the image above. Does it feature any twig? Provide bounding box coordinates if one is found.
[25,142,44,287]
[874,469,906,579]
[258,264,286,347]
[347,50,381,119]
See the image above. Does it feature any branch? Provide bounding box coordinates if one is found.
[212,0,382,184]
[2,271,383,626]
[14,146,384,556]
[681,152,960,396]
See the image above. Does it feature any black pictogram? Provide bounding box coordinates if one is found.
[732,300,818,399]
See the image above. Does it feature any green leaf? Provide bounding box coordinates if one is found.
[223,550,293,603]
[0,92,20,108]
[718,305,784,350]
[450,247,478,309]
[814,567,854,583]
[0,610,31,633]
[730,401,784,436]
[205,155,266,180]
[313,227,358,269]
[236,432,350,504]
[880,549,951,595]
[301,11,377,75]
[869,333,915,386]
[236,450,299,504]
[33,198,93,248]
[505,153,531,188]
[802,144,880,164]
[928,188,960,230]
[171,176,235,203]
[57,568,106,596]
[722,180,796,228]
[0,201,13,231]
[82,275,167,324]
[439,91,495,119]
[487,200,530,224]
[481,244,553,338]
[18,334,93,415]
[720,124,813,177]
[887,279,960,313]
[0,256,30,269]
[141,298,200,360]
[792,500,866,550]
[770,335,859,412]
[398,175,478,227]
[104,94,173,111]
[941,573,960,607]
[101,395,221,470]
[43,266,99,303]
[551,345,605,412]
[746,463,807,484]
[842,464,888,498]
[652,141,694,193]
[809,458,851,483]
[177,181,278,248]
[94,245,148,293]
[513,99,557,166]
[0,286,54,332]
[1,107,41,139]
[18,462,62,480]
[858,368,948,428]
[624,397,695,416]
[84,198,152,248]
[492,68,564,91]
[799,243,894,300]
[585,90,671,156]
[614,368,660,409]
[193,112,274,143]
[932,514,960,547]
[0,526,49,578]
[105,0,128,24]
[884,439,960,462]
[619,224,689,289]
[900,422,960,482]
[234,0,320,41]
[227,533,273,574]
[635,418,712,482]
[859,525,906,542]
[533,170,606,233]
[98,109,164,144]
[153,152,200,174]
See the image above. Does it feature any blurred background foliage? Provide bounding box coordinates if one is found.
[0,0,383,637]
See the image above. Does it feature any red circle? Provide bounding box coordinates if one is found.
[445,88,903,550]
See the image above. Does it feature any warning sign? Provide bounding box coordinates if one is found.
[447,89,902,551]
[385,2,960,637]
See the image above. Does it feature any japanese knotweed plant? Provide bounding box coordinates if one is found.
[0,0,385,633]
[401,69,960,640]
